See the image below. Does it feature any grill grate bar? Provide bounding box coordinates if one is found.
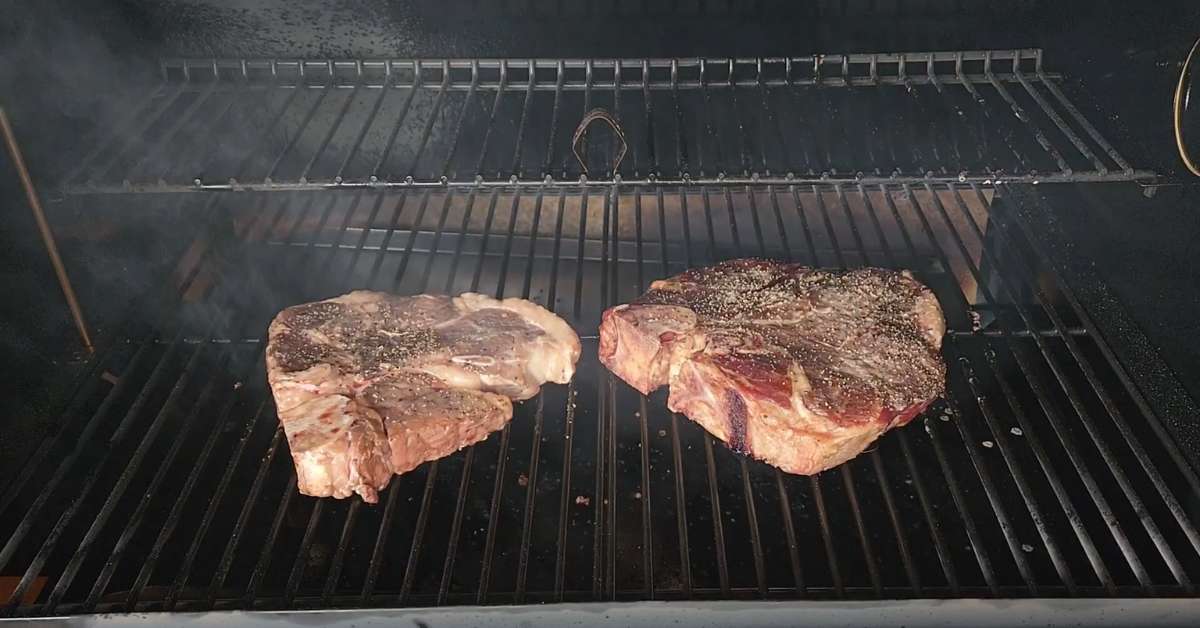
[335,84,390,181]
[402,64,451,179]
[473,436,509,602]
[399,463,439,604]
[438,65,481,179]
[431,190,486,601]
[440,189,479,293]
[322,501,361,604]
[0,340,116,512]
[632,194,656,598]
[399,184,468,606]
[245,477,297,606]
[808,474,843,596]
[284,500,327,606]
[856,185,953,593]
[952,61,1031,174]
[0,341,153,574]
[980,57,1072,175]
[417,193,459,292]
[198,425,283,606]
[904,185,1040,592]
[921,189,1084,593]
[961,188,1180,586]
[1027,189,1200,497]
[758,186,807,596]
[951,346,1080,592]
[509,61,537,176]
[927,186,1099,591]
[514,394,546,603]
[475,184,528,604]
[1034,65,1134,173]
[263,83,332,182]
[201,191,329,608]
[369,69,422,180]
[437,449,475,605]
[166,196,290,610]
[60,52,1153,193]
[945,186,1192,589]
[129,396,265,610]
[82,86,191,187]
[978,202,1198,590]
[903,184,1036,592]
[163,89,245,183]
[723,188,772,598]
[59,83,176,186]
[777,187,844,595]
[473,61,510,177]
[812,185,890,595]
[1011,67,1107,174]
[122,83,224,183]
[832,185,925,594]
[228,83,306,183]
[988,189,1200,545]
[553,381,576,602]
[866,185,973,594]
[242,190,345,609]
[604,187,620,600]
[81,369,234,610]
[652,188,691,597]
[591,187,608,599]
[694,188,731,596]
[393,191,436,290]
[359,476,401,601]
[41,339,213,612]
[981,345,1118,592]
[297,84,361,183]
[0,335,188,614]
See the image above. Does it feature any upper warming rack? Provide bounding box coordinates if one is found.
[55,49,1150,194]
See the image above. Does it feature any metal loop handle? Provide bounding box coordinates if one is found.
[571,108,627,175]
[1174,35,1200,177]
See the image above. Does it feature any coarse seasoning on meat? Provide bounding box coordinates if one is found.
[266,291,581,502]
[598,259,946,475]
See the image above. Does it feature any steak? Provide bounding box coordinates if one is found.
[599,259,946,475]
[266,291,581,502]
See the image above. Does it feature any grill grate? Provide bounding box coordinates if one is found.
[3,181,1199,616]
[54,50,1150,195]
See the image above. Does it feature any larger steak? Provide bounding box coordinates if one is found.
[267,291,580,502]
[599,259,946,475]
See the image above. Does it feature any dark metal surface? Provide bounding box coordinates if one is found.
[2,182,1198,617]
[54,50,1149,195]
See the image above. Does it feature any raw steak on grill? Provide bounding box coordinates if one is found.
[599,259,946,475]
[267,291,581,502]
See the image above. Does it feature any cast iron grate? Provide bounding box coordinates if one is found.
[2,182,1198,617]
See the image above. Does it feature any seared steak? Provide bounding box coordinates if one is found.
[599,259,945,474]
[267,291,581,502]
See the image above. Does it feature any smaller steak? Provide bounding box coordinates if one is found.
[599,259,946,475]
[267,291,580,502]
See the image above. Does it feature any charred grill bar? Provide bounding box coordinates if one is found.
[2,49,1198,618]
